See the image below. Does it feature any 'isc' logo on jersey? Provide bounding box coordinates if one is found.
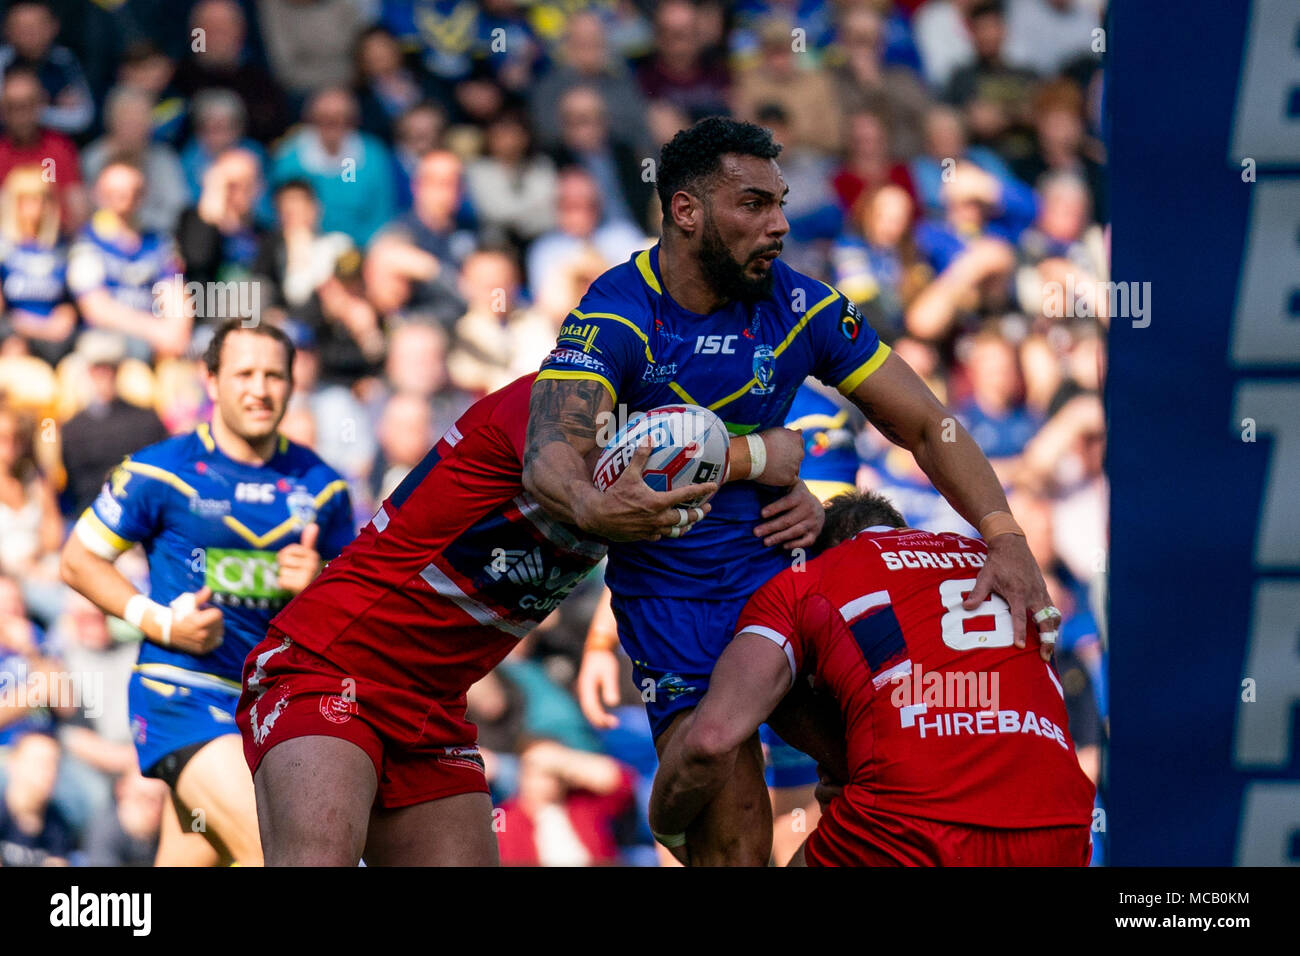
[695,334,737,354]
[235,482,277,504]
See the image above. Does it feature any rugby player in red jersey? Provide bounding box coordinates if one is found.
[649,490,1095,866]
[236,372,807,865]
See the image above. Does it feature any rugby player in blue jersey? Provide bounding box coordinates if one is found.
[60,319,353,864]
[524,117,1059,865]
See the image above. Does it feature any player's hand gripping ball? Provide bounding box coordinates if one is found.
[592,404,730,508]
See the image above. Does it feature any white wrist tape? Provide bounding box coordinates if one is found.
[124,594,172,646]
[123,593,155,629]
[157,608,173,646]
[745,433,767,481]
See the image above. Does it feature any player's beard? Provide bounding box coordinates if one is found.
[698,208,776,304]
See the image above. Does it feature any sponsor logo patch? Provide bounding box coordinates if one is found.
[840,300,864,341]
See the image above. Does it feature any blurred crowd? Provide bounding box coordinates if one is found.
[0,0,1107,866]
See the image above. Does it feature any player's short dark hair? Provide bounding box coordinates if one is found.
[815,490,907,552]
[656,116,782,213]
[203,318,296,378]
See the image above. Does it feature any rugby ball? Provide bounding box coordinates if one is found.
[592,404,730,506]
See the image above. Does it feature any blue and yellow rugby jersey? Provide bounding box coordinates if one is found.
[74,423,354,690]
[537,243,890,599]
[66,211,181,314]
[785,382,861,503]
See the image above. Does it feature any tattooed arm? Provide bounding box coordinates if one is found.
[522,377,718,541]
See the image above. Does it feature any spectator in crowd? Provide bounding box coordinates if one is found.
[831,109,918,220]
[0,165,75,364]
[1020,383,1106,586]
[525,167,645,303]
[465,108,556,250]
[0,575,54,747]
[832,183,929,336]
[82,86,190,236]
[0,2,94,137]
[729,0,838,63]
[391,101,447,209]
[955,327,1042,480]
[529,10,650,154]
[252,179,381,383]
[258,0,366,101]
[271,87,397,247]
[378,318,472,440]
[57,330,168,517]
[279,320,372,491]
[82,770,166,866]
[549,85,655,233]
[49,590,134,755]
[370,390,432,503]
[1005,0,1105,78]
[366,150,474,326]
[115,41,186,145]
[734,16,843,158]
[178,89,268,208]
[0,402,63,624]
[1013,170,1106,322]
[176,147,265,289]
[0,731,72,865]
[913,0,979,90]
[0,67,86,230]
[913,159,1035,274]
[353,25,441,143]
[67,159,189,361]
[1018,331,1064,418]
[909,104,1019,220]
[173,0,288,144]
[634,0,730,122]
[941,0,1038,161]
[494,739,636,867]
[446,248,555,396]
[378,0,507,87]
[828,5,932,161]
[905,236,1016,342]
[1010,78,1107,224]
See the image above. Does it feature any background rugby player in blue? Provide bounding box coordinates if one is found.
[524,117,1059,866]
[59,319,352,865]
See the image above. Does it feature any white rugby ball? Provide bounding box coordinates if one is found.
[592,404,730,506]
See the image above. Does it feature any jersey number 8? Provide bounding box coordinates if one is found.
[938,578,1014,652]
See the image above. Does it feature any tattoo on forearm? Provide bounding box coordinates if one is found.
[525,379,606,461]
[856,399,906,447]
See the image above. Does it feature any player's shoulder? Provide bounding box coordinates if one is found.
[575,248,659,326]
[771,258,843,312]
[125,430,199,470]
[110,431,204,500]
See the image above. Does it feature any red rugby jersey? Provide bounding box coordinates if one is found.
[271,374,608,696]
[736,526,1096,829]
